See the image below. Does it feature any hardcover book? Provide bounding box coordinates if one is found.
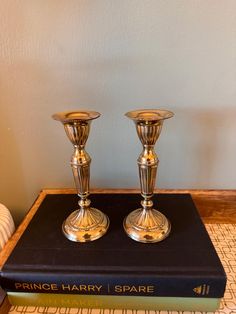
[7,292,220,311]
[0,193,226,299]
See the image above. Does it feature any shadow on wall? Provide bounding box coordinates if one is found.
[176,107,236,188]
[0,111,28,224]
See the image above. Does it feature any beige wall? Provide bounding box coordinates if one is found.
[0,0,235,224]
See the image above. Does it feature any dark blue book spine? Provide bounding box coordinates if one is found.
[0,271,226,298]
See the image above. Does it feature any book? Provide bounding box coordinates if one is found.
[7,292,221,311]
[0,193,226,298]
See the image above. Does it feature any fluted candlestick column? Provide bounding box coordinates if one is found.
[124,109,174,243]
[52,111,109,242]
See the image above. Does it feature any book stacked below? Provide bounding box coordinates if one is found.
[0,193,226,311]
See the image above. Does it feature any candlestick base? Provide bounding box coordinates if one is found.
[62,207,109,242]
[123,208,171,243]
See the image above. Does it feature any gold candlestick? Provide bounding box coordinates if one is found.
[52,110,109,242]
[124,109,174,243]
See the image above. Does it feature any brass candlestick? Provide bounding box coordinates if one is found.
[52,110,109,242]
[124,109,174,243]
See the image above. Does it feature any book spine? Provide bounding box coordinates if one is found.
[7,292,221,312]
[1,271,226,298]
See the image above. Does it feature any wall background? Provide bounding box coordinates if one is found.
[0,0,235,224]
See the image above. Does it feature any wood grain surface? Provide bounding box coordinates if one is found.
[0,296,10,314]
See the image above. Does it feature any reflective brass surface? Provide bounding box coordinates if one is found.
[52,110,109,242]
[124,109,174,243]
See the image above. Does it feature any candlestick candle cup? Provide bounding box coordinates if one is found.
[124,109,174,243]
[52,110,109,242]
